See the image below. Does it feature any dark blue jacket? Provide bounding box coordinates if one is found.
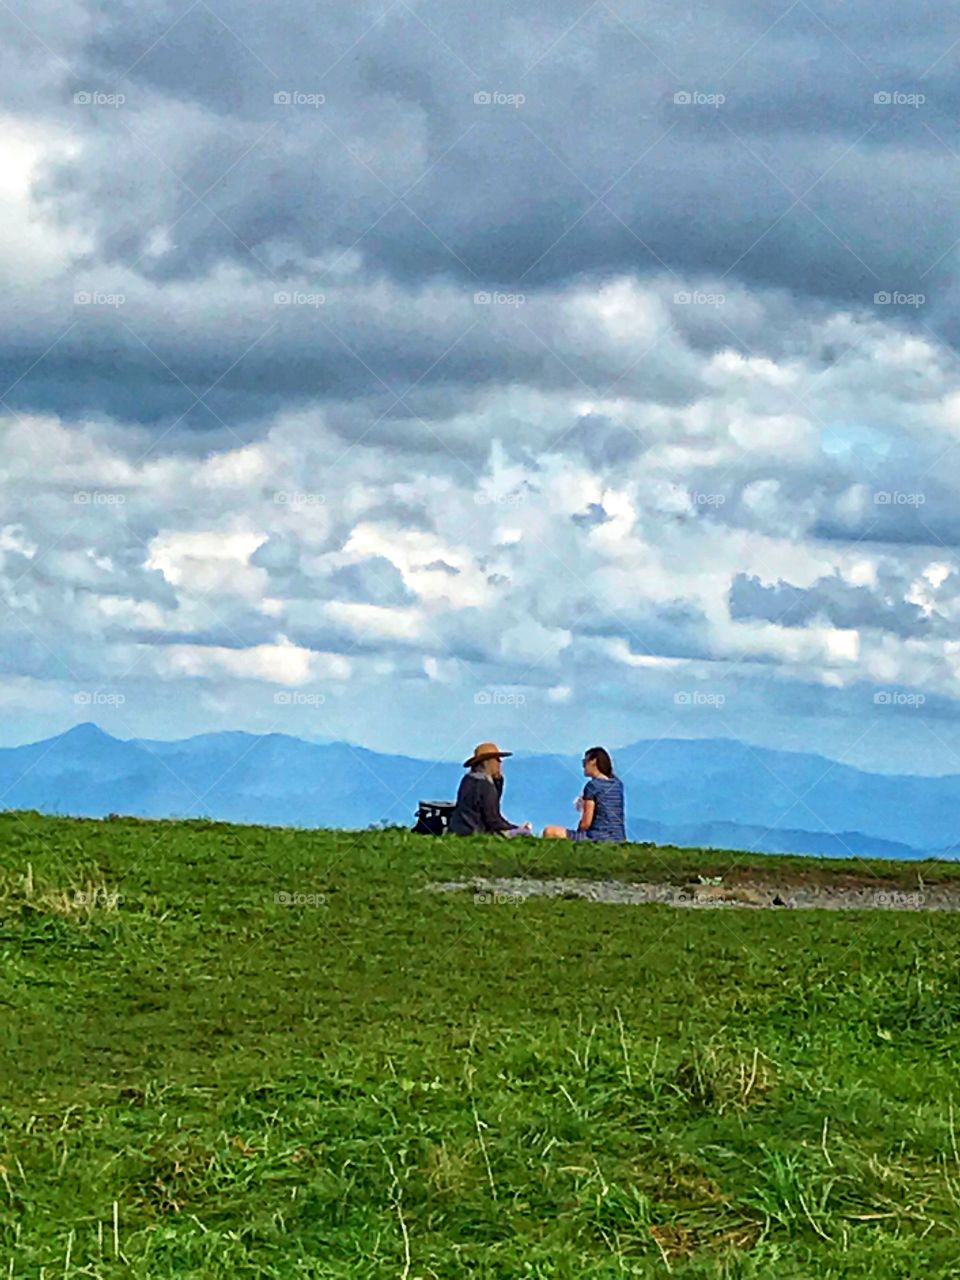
[449,770,513,835]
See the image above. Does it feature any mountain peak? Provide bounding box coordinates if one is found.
[59,721,116,743]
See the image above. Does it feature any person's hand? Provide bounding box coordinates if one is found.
[521,821,533,831]
[574,796,585,812]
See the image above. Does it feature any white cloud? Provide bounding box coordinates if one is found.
[2,273,960,766]
[155,636,340,685]
[0,117,89,283]
[324,601,423,640]
[147,530,267,594]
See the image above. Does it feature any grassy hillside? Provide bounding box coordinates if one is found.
[3,811,960,1277]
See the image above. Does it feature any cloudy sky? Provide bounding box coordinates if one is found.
[2,0,960,772]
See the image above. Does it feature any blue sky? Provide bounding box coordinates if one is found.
[2,0,960,773]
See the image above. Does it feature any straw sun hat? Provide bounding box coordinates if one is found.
[463,742,513,768]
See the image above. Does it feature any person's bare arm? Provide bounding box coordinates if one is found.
[578,798,595,832]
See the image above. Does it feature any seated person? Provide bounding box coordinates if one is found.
[543,746,626,841]
[449,742,533,837]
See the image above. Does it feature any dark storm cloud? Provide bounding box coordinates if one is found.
[3,0,959,433]
[324,555,415,605]
[729,571,931,638]
[46,0,959,296]
[571,600,714,661]
[571,502,610,528]
[579,415,647,469]
[0,279,704,431]
[127,624,273,648]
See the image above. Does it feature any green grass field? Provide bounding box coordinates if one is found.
[4,810,960,1278]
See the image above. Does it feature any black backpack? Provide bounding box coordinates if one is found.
[412,800,455,835]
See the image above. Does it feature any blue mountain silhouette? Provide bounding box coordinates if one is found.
[1,723,957,859]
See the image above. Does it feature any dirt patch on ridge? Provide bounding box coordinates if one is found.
[426,876,960,911]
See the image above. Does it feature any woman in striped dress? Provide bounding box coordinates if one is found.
[542,746,626,841]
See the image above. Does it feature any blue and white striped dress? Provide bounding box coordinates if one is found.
[572,775,626,842]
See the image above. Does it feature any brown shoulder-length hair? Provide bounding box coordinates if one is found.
[585,746,615,778]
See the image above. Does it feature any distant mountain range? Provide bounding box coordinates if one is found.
[2,722,959,860]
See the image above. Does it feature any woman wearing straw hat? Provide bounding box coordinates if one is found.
[449,742,533,837]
